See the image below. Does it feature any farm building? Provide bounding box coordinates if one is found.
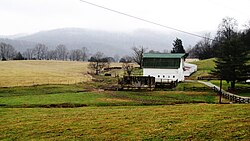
[143,53,196,82]
[183,62,197,77]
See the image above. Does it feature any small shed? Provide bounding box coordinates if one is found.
[142,53,186,82]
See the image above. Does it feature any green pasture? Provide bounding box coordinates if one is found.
[0,83,217,108]
[189,58,215,79]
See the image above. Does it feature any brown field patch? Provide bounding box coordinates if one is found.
[0,60,92,87]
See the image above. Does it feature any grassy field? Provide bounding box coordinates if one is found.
[0,83,218,108]
[0,60,92,87]
[189,58,215,79]
[1,104,249,140]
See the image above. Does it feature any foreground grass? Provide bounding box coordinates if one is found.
[0,60,91,87]
[1,104,249,140]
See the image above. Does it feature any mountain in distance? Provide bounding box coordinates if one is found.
[0,28,206,57]
[0,38,37,52]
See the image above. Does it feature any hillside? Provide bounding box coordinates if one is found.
[1,28,201,56]
[0,38,37,52]
[189,58,216,79]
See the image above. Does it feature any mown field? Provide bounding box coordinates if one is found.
[0,60,91,87]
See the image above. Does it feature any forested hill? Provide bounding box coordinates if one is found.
[0,28,201,56]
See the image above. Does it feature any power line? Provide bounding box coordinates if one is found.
[79,0,217,42]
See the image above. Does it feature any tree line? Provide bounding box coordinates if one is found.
[188,18,250,60]
[0,43,90,61]
[188,17,250,89]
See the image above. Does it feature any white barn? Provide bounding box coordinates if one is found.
[142,53,186,82]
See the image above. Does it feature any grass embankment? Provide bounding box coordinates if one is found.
[1,104,249,140]
[189,58,215,79]
[0,60,91,87]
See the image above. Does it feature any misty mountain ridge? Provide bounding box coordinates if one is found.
[0,28,209,57]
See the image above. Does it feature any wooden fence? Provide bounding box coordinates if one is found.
[118,76,155,90]
[213,86,250,103]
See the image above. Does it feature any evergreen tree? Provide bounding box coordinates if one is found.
[213,17,250,89]
[171,38,185,53]
[13,52,25,60]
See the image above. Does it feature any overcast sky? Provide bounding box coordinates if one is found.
[0,0,249,35]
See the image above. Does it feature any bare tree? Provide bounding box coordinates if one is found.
[119,55,132,63]
[69,49,83,61]
[217,17,238,40]
[189,33,214,59]
[23,48,35,60]
[148,49,160,54]
[0,42,16,60]
[47,50,57,60]
[88,52,109,75]
[122,61,134,76]
[33,43,48,60]
[81,47,88,61]
[131,46,147,69]
[113,54,120,62]
[55,44,68,60]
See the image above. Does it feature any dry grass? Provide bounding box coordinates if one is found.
[0,60,92,87]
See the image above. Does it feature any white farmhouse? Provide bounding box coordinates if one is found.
[142,53,186,82]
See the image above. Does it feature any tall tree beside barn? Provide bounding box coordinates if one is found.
[213,17,250,89]
[132,46,147,69]
[171,38,185,53]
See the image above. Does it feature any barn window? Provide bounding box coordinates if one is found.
[143,58,180,69]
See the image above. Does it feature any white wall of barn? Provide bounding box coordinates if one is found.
[143,58,185,82]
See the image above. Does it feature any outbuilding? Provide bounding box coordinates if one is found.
[142,53,186,82]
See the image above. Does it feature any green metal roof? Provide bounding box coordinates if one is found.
[143,53,185,59]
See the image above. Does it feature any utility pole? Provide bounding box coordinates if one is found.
[219,78,222,104]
